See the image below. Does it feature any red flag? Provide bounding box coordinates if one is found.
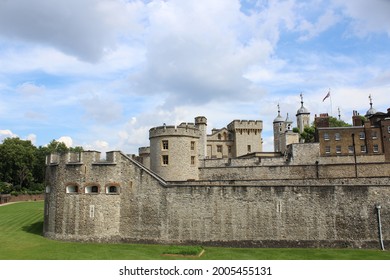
[322,91,330,102]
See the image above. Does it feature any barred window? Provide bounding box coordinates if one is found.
[162,155,169,165]
[162,140,169,150]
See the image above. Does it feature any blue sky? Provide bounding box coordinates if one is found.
[1,0,389,153]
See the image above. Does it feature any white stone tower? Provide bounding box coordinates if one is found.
[273,104,285,152]
[296,93,310,133]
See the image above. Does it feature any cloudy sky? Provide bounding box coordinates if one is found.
[1,0,389,153]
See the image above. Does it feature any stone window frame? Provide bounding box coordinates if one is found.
[191,156,195,165]
[323,133,330,141]
[190,141,195,151]
[105,182,120,194]
[162,140,169,150]
[247,145,251,153]
[65,182,80,194]
[84,183,100,194]
[162,155,169,165]
[217,145,223,153]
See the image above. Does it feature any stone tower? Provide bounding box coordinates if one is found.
[149,122,200,181]
[296,93,310,134]
[273,104,285,152]
[195,116,207,159]
[227,119,263,156]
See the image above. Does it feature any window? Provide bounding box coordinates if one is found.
[247,145,251,153]
[388,126,390,134]
[162,140,169,150]
[162,155,169,165]
[373,144,379,153]
[191,156,195,165]
[218,134,222,140]
[190,141,195,150]
[359,132,365,139]
[324,133,330,140]
[335,133,341,140]
[348,145,354,154]
[361,145,367,153]
[106,186,119,194]
[228,146,232,154]
[217,145,222,153]
[66,185,78,193]
[85,185,99,194]
[325,146,330,154]
[336,146,341,154]
[372,131,378,139]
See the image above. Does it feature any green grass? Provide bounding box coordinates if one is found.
[162,245,204,256]
[0,201,389,260]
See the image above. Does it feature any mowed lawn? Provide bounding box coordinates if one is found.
[0,201,389,260]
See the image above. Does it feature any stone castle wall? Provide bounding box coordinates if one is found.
[44,151,390,248]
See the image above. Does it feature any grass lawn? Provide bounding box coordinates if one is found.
[0,201,389,260]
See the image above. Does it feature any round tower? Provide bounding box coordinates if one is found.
[273,104,284,152]
[149,123,200,181]
[296,93,310,134]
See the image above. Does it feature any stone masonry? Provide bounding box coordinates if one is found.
[44,150,390,248]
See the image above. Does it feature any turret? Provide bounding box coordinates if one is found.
[195,116,207,159]
[296,93,310,134]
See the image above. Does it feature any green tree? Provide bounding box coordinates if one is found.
[0,138,37,189]
[329,116,351,127]
[300,126,316,143]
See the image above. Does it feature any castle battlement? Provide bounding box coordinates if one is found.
[227,119,263,131]
[149,124,201,138]
[46,150,120,166]
[138,146,150,155]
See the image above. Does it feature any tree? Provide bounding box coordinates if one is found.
[300,126,316,143]
[329,116,351,127]
[0,138,36,188]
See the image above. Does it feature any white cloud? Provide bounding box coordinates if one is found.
[16,82,46,95]
[0,129,18,142]
[0,0,144,62]
[57,136,73,147]
[333,0,390,37]
[26,134,37,145]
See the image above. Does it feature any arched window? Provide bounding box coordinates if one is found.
[85,185,99,194]
[66,185,78,194]
[105,184,120,194]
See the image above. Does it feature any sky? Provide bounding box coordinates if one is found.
[1,0,389,154]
